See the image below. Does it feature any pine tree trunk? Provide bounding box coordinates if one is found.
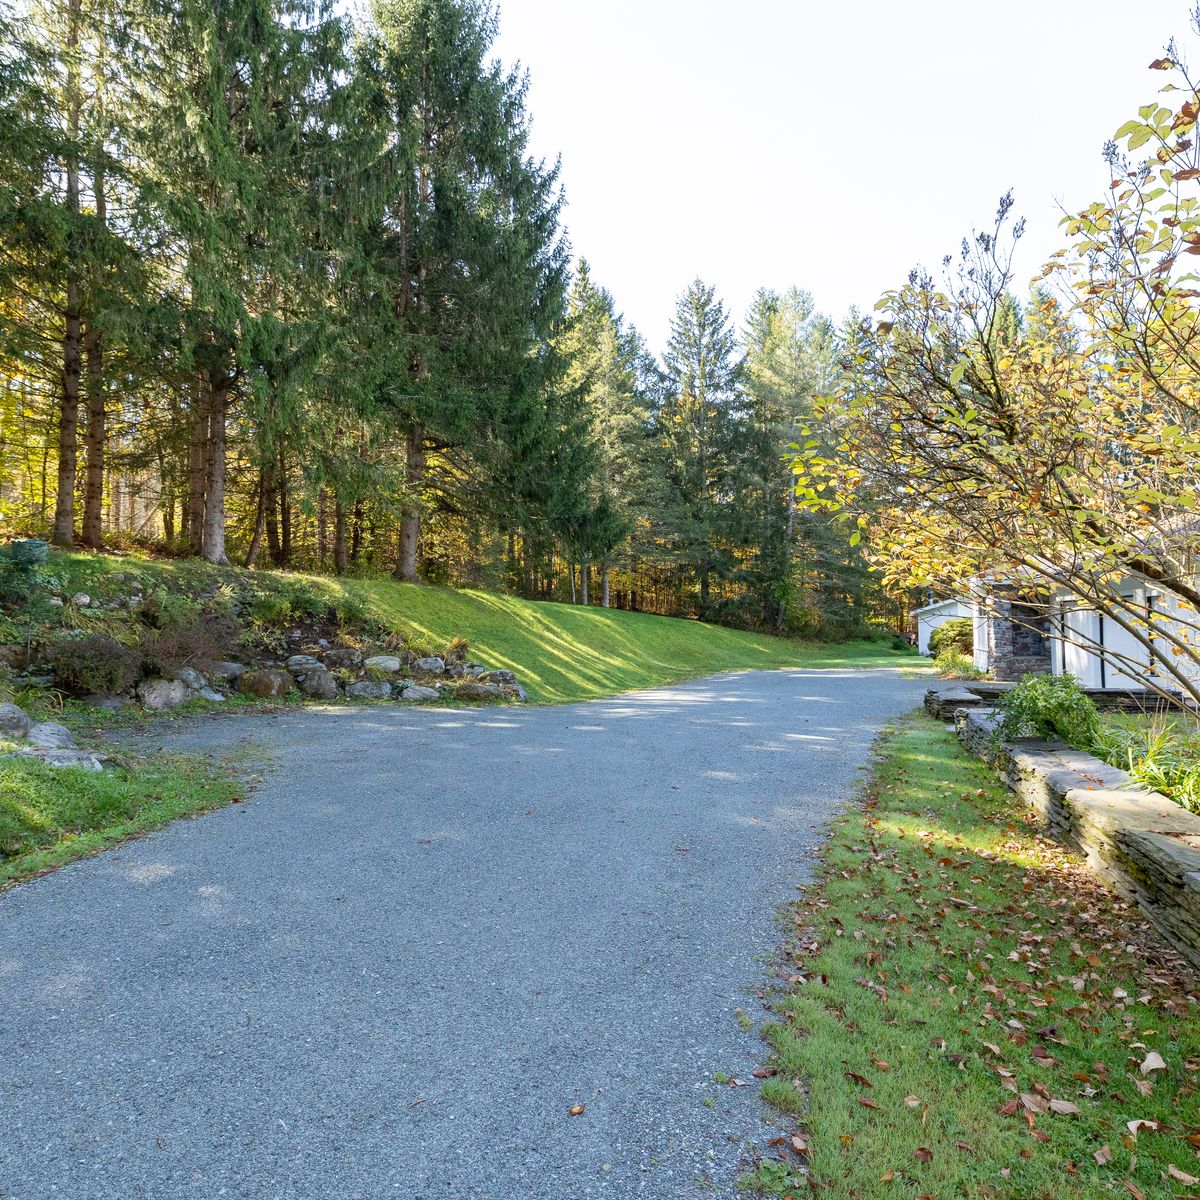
[54,289,81,547]
[52,0,83,548]
[333,499,348,575]
[775,477,797,633]
[81,319,104,548]
[201,376,229,565]
[317,487,328,567]
[278,452,291,567]
[265,467,281,563]
[80,104,107,549]
[350,500,364,562]
[244,472,266,567]
[394,423,424,582]
[569,561,577,605]
[602,563,610,608]
[187,386,208,556]
[581,559,589,605]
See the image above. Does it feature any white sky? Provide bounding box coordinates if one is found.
[489,0,1193,350]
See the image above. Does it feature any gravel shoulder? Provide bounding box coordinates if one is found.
[0,667,925,1199]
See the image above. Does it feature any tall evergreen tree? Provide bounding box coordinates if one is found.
[742,287,836,628]
[657,278,745,614]
[136,0,351,563]
[365,0,569,582]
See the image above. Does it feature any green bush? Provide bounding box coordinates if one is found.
[142,587,203,630]
[50,633,143,696]
[996,673,1103,749]
[247,592,294,627]
[929,617,973,657]
[0,539,50,607]
[934,649,984,679]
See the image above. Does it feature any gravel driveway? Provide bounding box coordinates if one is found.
[0,667,924,1199]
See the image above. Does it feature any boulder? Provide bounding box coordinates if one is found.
[413,656,446,675]
[237,669,292,699]
[196,688,226,703]
[138,678,192,710]
[37,749,103,772]
[485,669,517,686]
[400,684,440,702]
[511,683,528,703]
[456,681,500,702]
[209,661,246,683]
[0,702,33,739]
[70,592,91,607]
[364,655,402,674]
[463,663,487,678]
[176,666,209,691]
[25,722,76,751]
[346,680,391,700]
[286,654,322,674]
[299,668,339,700]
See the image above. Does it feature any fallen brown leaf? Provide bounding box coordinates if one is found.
[568,1104,585,1117]
[1139,1050,1167,1076]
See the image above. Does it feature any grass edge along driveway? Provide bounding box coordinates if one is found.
[746,714,1200,1199]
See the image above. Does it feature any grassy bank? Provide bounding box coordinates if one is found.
[0,750,242,888]
[748,716,1200,1198]
[32,551,917,703]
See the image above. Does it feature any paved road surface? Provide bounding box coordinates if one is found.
[0,668,925,1199]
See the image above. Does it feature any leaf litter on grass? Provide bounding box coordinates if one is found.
[744,717,1200,1199]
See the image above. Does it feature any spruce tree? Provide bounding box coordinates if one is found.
[742,287,835,628]
[657,278,745,615]
[365,0,568,582]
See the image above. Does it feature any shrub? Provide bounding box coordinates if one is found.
[0,539,49,608]
[142,587,203,631]
[50,633,143,696]
[247,592,294,627]
[996,673,1103,749]
[141,618,236,675]
[934,649,984,679]
[929,617,973,657]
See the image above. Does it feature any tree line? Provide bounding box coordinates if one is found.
[0,0,893,637]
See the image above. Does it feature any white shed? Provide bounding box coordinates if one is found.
[911,598,974,655]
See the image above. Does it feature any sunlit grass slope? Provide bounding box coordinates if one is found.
[47,552,920,703]
[350,580,915,701]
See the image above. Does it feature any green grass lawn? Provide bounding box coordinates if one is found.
[36,551,920,703]
[748,716,1200,1198]
[0,751,242,888]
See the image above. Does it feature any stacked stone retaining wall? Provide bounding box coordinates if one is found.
[954,707,1200,971]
